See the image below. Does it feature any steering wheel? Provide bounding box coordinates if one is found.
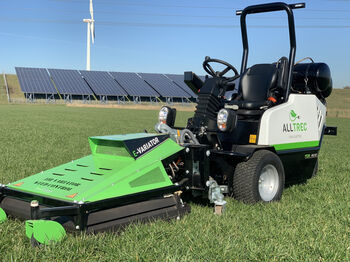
[202,56,239,81]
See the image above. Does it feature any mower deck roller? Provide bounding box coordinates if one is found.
[0,133,190,233]
[1,194,188,233]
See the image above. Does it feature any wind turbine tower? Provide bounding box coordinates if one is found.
[83,0,95,71]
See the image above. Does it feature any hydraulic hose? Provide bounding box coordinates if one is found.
[155,123,200,145]
[179,129,200,145]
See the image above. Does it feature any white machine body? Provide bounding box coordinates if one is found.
[258,94,326,148]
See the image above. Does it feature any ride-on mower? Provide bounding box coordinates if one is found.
[0,2,337,245]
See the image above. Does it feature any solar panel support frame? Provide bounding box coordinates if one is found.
[150,96,158,104]
[117,96,126,104]
[64,94,72,104]
[25,93,35,103]
[45,94,56,104]
[133,96,141,104]
[99,95,108,104]
[180,97,190,106]
[166,97,173,105]
[82,95,91,104]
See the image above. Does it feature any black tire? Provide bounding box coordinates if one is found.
[232,150,285,203]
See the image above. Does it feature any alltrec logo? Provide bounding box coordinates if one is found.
[289,110,300,122]
[283,110,308,133]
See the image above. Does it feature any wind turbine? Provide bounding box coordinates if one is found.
[83,0,95,71]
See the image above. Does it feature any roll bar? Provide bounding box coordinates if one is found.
[236,2,305,99]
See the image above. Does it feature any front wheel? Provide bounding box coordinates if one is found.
[232,150,285,203]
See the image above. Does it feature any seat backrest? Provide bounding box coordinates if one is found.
[239,64,278,101]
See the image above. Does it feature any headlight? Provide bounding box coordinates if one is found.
[158,106,176,127]
[159,106,169,124]
[217,109,237,132]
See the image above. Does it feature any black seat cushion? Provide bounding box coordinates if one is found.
[232,64,278,110]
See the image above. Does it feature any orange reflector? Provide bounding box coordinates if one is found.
[13,182,24,187]
[268,96,277,103]
[66,193,78,198]
[249,134,257,144]
[177,129,180,137]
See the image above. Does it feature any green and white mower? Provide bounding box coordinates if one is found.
[0,2,337,245]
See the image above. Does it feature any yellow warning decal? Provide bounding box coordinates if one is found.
[249,134,257,144]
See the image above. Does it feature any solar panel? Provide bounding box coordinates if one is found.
[109,72,159,97]
[199,75,207,82]
[139,73,190,98]
[165,74,197,98]
[79,70,127,96]
[48,69,93,95]
[15,67,57,94]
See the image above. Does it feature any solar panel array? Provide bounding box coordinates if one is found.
[80,70,127,96]
[166,74,197,98]
[16,67,205,99]
[110,72,159,97]
[15,67,57,94]
[48,69,93,95]
[139,73,191,98]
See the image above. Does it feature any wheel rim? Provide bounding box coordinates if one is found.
[258,164,279,201]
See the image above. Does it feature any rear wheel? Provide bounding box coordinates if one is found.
[233,150,285,203]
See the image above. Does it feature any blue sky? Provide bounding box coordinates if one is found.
[0,0,349,88]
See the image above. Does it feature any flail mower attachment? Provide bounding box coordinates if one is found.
[0,133,190,245]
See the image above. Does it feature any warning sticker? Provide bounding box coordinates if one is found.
[34,178,81,191]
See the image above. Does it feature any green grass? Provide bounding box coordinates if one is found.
[0,74,21,102]
[326,89,350,118]
[0,104,350,261]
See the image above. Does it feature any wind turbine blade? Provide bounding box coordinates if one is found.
[90,22,95,44]
[90,0,94,20]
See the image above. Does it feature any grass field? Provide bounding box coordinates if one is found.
[0,104,349,261]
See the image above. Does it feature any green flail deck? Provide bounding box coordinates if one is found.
[8,133,183,203]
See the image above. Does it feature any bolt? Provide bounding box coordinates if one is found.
[78,201,84,204]
[75,225,80,230]
[175,182,179,186]
[30,200,39,207]
[185,170,189,174]
[185,148,190,153]
[206,150,210,157]
[176,216,180,220]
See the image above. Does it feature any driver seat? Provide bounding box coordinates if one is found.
[231,63,278,110]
